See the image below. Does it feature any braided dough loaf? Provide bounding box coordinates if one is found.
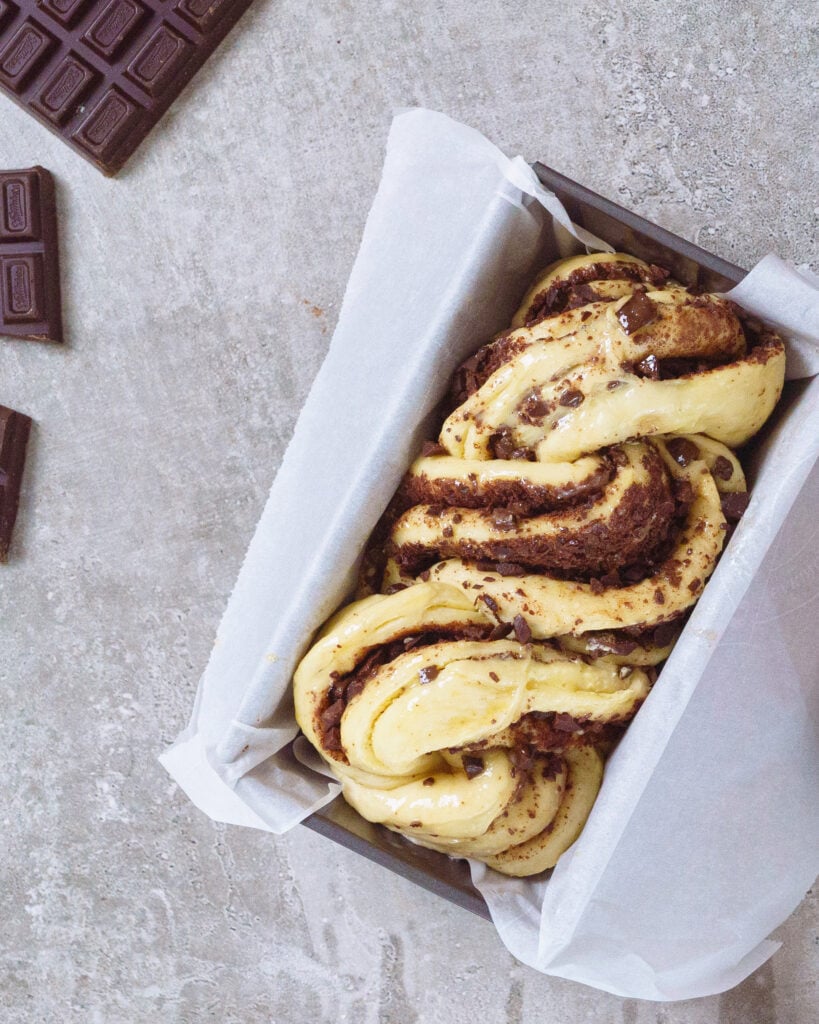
[294,252,785,876]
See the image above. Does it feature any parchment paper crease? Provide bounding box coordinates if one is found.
[161,108,819,1000]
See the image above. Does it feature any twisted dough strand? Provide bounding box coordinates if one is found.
[294,252,785,875]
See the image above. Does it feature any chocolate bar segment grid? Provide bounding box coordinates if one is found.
[0,0,255,175]
[0,166,62,343]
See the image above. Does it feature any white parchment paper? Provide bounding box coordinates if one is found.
[160,109,819,1000]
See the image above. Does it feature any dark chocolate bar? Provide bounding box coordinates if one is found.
[0,166,62,343]
[0,0,255,175]
[0,404,32,561]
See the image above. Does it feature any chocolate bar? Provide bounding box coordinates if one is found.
[0,166,62,343]
[0,404,32,561]
[0,0,255,175]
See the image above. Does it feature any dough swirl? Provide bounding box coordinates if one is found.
[293,252,785,876]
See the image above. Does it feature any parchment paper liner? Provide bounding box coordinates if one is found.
[161,109,819,1000]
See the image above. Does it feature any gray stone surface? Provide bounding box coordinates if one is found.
[0,0,816,1020]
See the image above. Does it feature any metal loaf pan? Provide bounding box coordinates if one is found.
[300,163,749,921]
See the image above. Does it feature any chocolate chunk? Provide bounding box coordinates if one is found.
[564,283,601,309]
[520,390,551,421]
[674,478,695,510]
[488,622,512,640]
[323,726,342,752]
[491,509,517,531]
[513,614,531,644]
[489,426,517,460]
[480,593,500,615]
[617,291,658,334]
[418,665,439,684]
[319,698,345,731]
[712,455,734,481]
[635,354,660,379]
[509,744,534,775]
[345,677,366,702]
[0,167,62,343]
[553,712,583,733]
[420,440,447,457]
[496,562,526,576]
[666,437,700,467]
[721,491,750,521]
[558,388,584,408]
[587,633,638,656]
[422,777,435,786]
[463,755,485,779]
[0,405,32,561]
[653,588,665,605]
[489,671,500,682]
[652,620,678,648]
[541,752,563,780]
[0,0,255,175]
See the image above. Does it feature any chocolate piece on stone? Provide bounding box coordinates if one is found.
[0,166,62,343]
[0,404,32,561]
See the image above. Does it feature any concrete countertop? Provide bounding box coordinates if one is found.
[1,1,816,1021]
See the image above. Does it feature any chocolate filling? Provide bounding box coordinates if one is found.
[488,425,536,462]
[448,333,530,408]
[340,261,771,796]
[524,260,670,326]
[399,456,614,515]
[390,446,677,579]
[317,623,496,753]
[510,710,630,756]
